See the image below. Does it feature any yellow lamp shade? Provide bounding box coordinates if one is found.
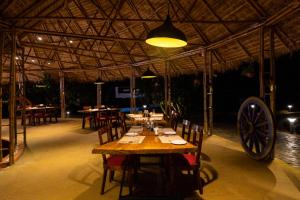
[146,15,187,48]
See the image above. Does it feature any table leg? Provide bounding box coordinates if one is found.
[82,113,86,129]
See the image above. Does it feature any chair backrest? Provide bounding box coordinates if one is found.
[181,119,192,141]
[119,112,128,135]
[191,124,204,164]
[97,125,113,163]
[170,111,179,131]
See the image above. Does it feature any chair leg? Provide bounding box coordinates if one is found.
[194,169,203,194]
[109,170,115,182]
[101,168,108,195]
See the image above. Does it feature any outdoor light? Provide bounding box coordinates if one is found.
[94,77,104,85]
[141,68,156,79]
[250,104,255,109]
[287,104,293,111]
[145,15,187,48]
[287,118,297,124]
[143,105,147,109]
[287,117,297,133]
[66,111,70,115]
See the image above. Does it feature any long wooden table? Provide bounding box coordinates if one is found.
[78,107,119,129]
[92,131,197,155]
[92,128,197,198]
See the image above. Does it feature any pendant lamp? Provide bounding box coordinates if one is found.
[94,70,105,84]
[141,68,156,79]
[146,15,187,48]
[94,77,104,84]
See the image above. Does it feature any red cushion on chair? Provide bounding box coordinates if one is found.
[107,155,126,167]
[182,154,197,166]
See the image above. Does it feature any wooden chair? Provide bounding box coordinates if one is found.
[83,106,93,128]
[181,119,192,141]
[170,111,179,131]
[172,124,204,194]
[97,125,127,194]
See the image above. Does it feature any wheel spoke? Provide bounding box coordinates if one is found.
[254,136,261,154]
[248,136,254,152]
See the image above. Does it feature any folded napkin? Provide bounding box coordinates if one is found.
[158,135,186,144]
[118,136,145,144]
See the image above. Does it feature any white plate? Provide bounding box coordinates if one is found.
[171,140,187,145]
[125,132,139,136]
[164,131,176,135]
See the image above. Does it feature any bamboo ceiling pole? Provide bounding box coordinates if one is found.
[59,72,65,119]
[0,32,3,161]
[208,50,213,136]
[21,47,27,147]
[203,50,208,135]
[259,26,265,99]
[9,31,17,165]
[164,61,170,118]
[269,27,276,114]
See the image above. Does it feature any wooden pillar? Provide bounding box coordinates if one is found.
[9,31,17,165]
[203,51,208,135]
[0,32,3,161]
[130,67,136,113]
[269,27,276,114]
[96,84,102,107]
[21,48,27,147]
[208,51,213,135]
[164,61,170,117]
[259,26,265,99]
[59,72,65,119]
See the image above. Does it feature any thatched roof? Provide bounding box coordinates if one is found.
[1,0,300,82]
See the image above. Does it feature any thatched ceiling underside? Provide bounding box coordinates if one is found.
[1,0,300,82]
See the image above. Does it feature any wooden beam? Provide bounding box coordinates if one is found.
[12,27,143,43]
[2,16,260,24]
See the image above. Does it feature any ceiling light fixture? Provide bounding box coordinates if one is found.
[145,14,187,48]
[47,62,51,65]
[37,36,43,41]
[141,68,157,79]
[94,70,105,84]
[69,40,73,43]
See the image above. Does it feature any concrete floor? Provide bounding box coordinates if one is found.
[0,118,300,200]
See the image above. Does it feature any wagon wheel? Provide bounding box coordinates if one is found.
[237,97,276,160]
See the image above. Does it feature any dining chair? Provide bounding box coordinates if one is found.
[170,111,179,131]
[173,124,204,194]
[97,125,127,194]
[83,106,93,128]
[181,119,192,141]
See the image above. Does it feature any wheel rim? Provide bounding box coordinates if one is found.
[237,97,276,160]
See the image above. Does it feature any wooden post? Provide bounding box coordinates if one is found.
[96,84,102,106]
[130,67,136,113]
[164,61,170,117]
[208,51,213,135]
[269,27,276,114]
[9,31,17,165]
[21,48,27,147]
[203,50,208,135]
[0,32,3,161]
[59,72,65,119]
[259,26,265,99]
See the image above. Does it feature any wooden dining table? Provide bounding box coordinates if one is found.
[92,127,197,198]
[78,107,119,129]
